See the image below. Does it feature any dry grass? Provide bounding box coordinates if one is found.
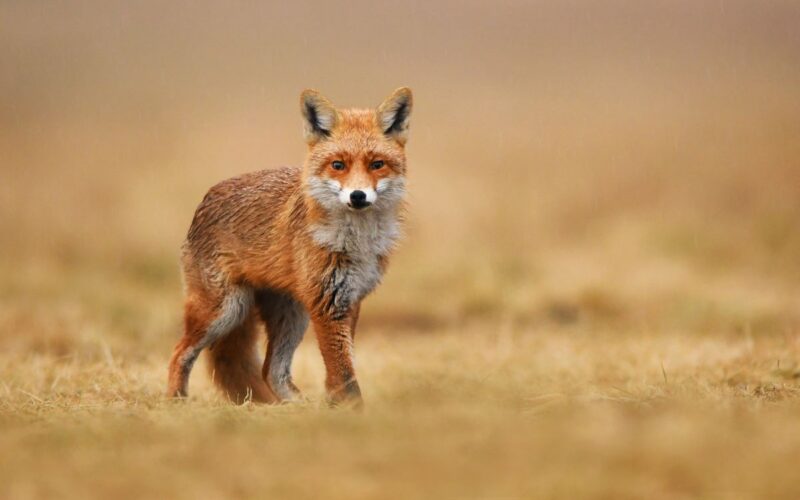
[2,1,800,498]
[3,325,800,499]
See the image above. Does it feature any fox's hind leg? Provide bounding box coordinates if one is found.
[168,292,218,398]
[167,286,254,399]
[256,289,309,402]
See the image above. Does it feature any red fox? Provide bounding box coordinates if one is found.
[167,88,412,407]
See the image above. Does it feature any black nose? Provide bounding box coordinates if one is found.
[349,190,370,208]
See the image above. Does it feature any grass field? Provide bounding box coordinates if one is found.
[2,1,800,498]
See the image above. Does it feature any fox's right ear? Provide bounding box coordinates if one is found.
[300,89,337,144]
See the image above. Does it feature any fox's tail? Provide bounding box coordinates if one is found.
[206,318,275,404]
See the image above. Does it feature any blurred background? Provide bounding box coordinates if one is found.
[2,0,798,353]
[2,2,800,498]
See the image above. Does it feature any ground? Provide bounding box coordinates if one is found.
[1,252,799,499]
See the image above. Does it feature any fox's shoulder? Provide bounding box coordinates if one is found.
[194,166,301,208]
[188,167,302,243]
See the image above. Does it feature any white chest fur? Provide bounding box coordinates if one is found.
[311,209,400,301]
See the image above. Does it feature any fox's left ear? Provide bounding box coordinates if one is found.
[377,87,413,144]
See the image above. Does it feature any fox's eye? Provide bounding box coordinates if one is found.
[370,160,385,170]
[331,161,345,171]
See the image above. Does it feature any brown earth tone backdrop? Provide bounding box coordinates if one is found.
[1,1,800,498]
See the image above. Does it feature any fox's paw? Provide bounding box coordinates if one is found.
[268,377,305,404]
[166,389,189,401]
[327,380,364,411]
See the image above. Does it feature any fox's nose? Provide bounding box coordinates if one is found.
[349,190,370,208]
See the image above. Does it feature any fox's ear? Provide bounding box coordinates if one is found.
[377,87,413,144]
[300,89,337,144]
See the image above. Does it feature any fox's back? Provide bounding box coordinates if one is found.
[183,167,305,281]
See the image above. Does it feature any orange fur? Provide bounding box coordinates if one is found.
[167,88,413,407]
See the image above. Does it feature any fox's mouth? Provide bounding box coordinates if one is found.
[347,200,372,210]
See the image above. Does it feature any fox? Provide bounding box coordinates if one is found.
[167,87,413,408]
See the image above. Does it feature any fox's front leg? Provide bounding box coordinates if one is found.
[312,313,362,408]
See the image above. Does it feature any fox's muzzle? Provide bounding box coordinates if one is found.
[349,190,371,209]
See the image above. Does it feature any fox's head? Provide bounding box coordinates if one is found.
[300,88,412,212]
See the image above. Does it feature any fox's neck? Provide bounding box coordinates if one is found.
[307,202,401,258]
